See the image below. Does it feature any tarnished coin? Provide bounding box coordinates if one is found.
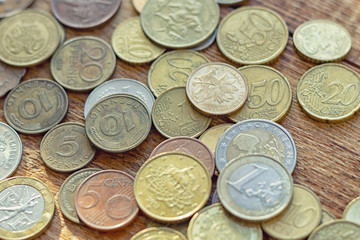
[152,87,211,138]
[343,196,360,225]
[308,220,360,240]
[191,29,217,51]
[186,62,248,116]
[230,65,292,122]
[51,36,116,92]
[0,177,54,240]
[217,6,288,65]
[0,0,33,18]
[131,227,187,240]
[85,94,151,153]
[215,119,297,173]
[321,209,336,224]
[199,123,233,155]
[75,170,138,231]
[84,78,155,118]
[4,79,68,134]
[134,152,211,223]
[0,62,25,98]
[147,220,188,237]
[40,122,96,173]
[132,0,147,13]
[188,203,262,240]
[148,50,210,97]
[217,155,293,222]
[141,0,220,49]
[293,20,352,63]
[297,63,360,123]
[58,168,101,224]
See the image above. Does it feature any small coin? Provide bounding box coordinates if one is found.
[131,227,187,240]
[297,63,360,123]
[230,65,292,122]
[186,62,248,116]
[75,170,138,231]
[148,50,210,97]
[4,79,69,134]
[308,220,360,240]
[0,177,54,240]
[58,168,101,224]
[152,87,211,138]
[0,62,26,98]
[191,29,217,51]
[293,20,352,63]
[132,0,147,13]
[321,209,336,224]
[212,190,220,204]
[343,196,360,225]
[0,0,33,18]
[217,155,293,222]
[147,220,188,237]
[134,152,211,223]
[217,6,288,65]
[199,123,233,155]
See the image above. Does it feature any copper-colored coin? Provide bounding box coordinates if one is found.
[149,137,215,177]
[0,62,26,98]
[74,169,138,231]
[0,0,33,18]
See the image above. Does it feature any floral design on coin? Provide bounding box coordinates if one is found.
[0,0,33,18]
[308,220,360,240]
[0,62,26,98]
[131,227,187,240]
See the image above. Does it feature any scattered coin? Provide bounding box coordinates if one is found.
[199,124,233,155]
[132,0,147,13]
[308,220,360,240]
[147,220,188,237]
[57,22,66,47]
[131,227,187,240]
[0,62,26,98]
[343,196,360,225]
[0,0,33,18]
[321,209,336,224]
[191,29,218,51]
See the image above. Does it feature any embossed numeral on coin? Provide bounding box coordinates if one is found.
[79,181,102,209]
[167,58,194,83]
[322,82,359,106]
[274,203,316,229]
[177,100,200,126]
[248,79,285,108]
[18,92,53,119]
[80,45,107,82]
[100,110,135,136]
[228,164,267,193]
[56,135,79,157]
[238,12,273,46]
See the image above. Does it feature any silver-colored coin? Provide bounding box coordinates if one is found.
[215,119,297,173]
[84,78,155,118]
[212,190,220,204]
[191,29,217,51]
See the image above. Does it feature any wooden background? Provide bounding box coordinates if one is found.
[0,0,359,239]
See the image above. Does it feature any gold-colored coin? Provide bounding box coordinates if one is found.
[131,227,187,240]
[308,220,360,240]
[293,19,352,63]
[217,6,288,65]
[134,152,211,223]
[147,220,188,237]
[152,87,211,138]
[111,17,165,64]
[141,0,220,49]
[188,203,262,240]
[0,10,60,67]
[321,209,336,224]
[297,63,360,123]
[343,196,360,225]
[199,123,233,155]
[230,65,292,122]
[132,0,147,13]
[148,50,210,97]
[262,184,322,240]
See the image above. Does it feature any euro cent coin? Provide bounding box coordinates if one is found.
[308,220,360,240]
[199,123,233,155]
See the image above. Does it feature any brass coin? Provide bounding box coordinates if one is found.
[40,122,96,173]
[4,79,69,134]
[217,6,288,65]
[148,50,210,97]
[85,94,151,153]
[131,227,187,240]
[51,36,116,92]
[321,209,336,224]
[293,19,352,63]
[297,63,360,123]
[230,65,292,122]
[0,0,33,18]
[199,123,233,155]
[132,0,147,13]
[147,220,188,237]
[343,196,360,225]
[152,87,211,138]
[0,62,26,98]
[308,220,360,240]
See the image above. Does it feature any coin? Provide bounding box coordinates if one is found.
[84,78,155,118]
[134,152,211,223]
[293,20,352,63]
[149,137,215,177]
[0,122,22,181]
[186,62,248,116]
[51,36,116,92]
[131,227,187,240]
[217,6,288,65]
[152,87,211,138]
[191,29,217,51]
[217,155,293,222]
[85,94,151,153]
[141,0,219,49]
[147,220,188,236]
[148,50,210,97]
[57,22,66,47]
[308,220,360,240]
[188,203,262,240]
[215,119,297,173]
[0,62,26,98]
[0,176,54,240]
[0,0,33,18]
[216,0,247,5]
[75,170,138,231]
[59,168,101,224]
[4,79,69,134]
[297,63,360,123]
[132,0,147,13]
[51,0,122,29]
[199,124,233,155]
[343,196,360,225]
[212,190,220,204]
[321,209,336,224]
[229,65,292,122]
[0,10,60,67]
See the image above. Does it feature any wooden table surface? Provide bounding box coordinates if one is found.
[0,0,359,239]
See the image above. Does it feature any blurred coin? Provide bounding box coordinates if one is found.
[191,29,217,51]
[0,62,25,98]
[216,0,247,5]
[132,0,147,13]
[147,220,188,237]
[212,190,220,204]
[343,196,360,225]
[321,209,336,224]
[0,0,33,18]
[131,227,187,240]
[199,123,233,155]
[308,220,360,240]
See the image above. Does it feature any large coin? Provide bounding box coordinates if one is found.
[0,0,33,18]
[131,227,187,240]
[343,196,360,225]
[199,123,233,155]
[0,62,26,98]
[308,220,360,240]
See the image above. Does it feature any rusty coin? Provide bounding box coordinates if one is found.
[0,62,25,98]
[0,0,33,18]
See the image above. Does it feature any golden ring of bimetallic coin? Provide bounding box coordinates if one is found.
[130,227,187,240]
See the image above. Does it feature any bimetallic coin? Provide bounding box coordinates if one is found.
[4,79,69,134]
[217,6,288,65]
[0,62,26,98]
[131,227,187,240]
[132,0,147,13]
[343,196,360,225]
[0,177,54,240]
[199,124,233,155]
[147,220,188,236]
[308,220,360,240]
[321,209,336,224]
[297,63,360,123]
[191,29,217,51]
[0,0,33,18]
[217,155,293,222]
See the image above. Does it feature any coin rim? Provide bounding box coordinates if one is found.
[343,196,360,221]
[0,0,34,18]
[130,227,187,240]
[308,219,360,240]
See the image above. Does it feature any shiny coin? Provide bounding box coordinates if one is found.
[230,65,292,122]
[308,220,360,240]
[212,190,220,204]
[0,62,26,98]
[343,196,360,225]
[4,79,68,134]
[191,29,217,51]
[152,87,211,138]
[199,123,233,155]
[51,36,116,92]
[0,176,54,240]
[132,0,147,13]
[134,152,211,223]
[0,0,33,18]
[321,209,336,224]
[147,220,188,236]
[217,155,293,222]
[293,20,352,63]
[217,6,288,65]
[297,63,360,123]
[131,227,187,240]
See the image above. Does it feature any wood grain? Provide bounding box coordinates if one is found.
[0,0,359,239]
